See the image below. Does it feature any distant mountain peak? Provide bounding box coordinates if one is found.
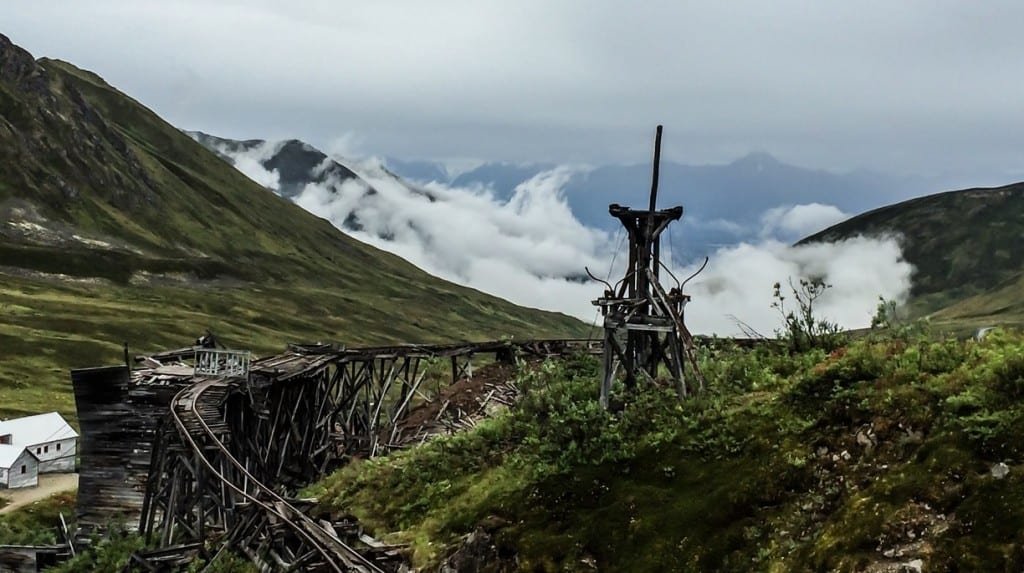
[730,152,783,171]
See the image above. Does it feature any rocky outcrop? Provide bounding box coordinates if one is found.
[0,33,158,231]
[0,33,50,97]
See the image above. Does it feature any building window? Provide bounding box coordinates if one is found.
[44,445,49,453]
[56,443,61,451]
[36,447,41,454]
[21,465,26,474]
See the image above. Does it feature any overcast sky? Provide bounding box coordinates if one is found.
[7,1,1024,179]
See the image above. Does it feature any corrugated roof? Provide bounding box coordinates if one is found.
[0,412,78,446]
[0,444,32,468]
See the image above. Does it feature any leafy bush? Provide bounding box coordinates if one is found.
[772,278,846,353]
[186,550,258,573]
[52,530,144,573]
[0,491,75,545]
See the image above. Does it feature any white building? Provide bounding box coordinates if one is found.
[0,444,37,489]
[0,412,78,474]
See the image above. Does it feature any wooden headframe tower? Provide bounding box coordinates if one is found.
[592,126,705,408]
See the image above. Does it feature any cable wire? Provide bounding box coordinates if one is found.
[668,225,675,271]
[588,228,626,340]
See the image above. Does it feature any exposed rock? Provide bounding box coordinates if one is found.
[991,462,1010,480]
[856,427,877,450]
[0,32,160,223]
[0,33,50,96]
[441,527,512,573]
[902,427,924,445]
[902,558,924,573]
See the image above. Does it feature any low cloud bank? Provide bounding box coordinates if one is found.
[760,203,849,241]
[226,140,285,189]
[684,236,912,336]
[220,143,914,336]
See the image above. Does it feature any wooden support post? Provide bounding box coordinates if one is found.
[600,329,616,409]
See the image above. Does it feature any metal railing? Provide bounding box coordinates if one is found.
[194,349,251,378]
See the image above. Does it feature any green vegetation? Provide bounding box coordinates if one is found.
[0,491,75,545]
[0,490,251,572]
[51,533,256,573]
[309,328,1024,571]
[772,278,844,353]
[185,551,259,573]
[0,36,584,424]
[51,530,145,573]
[931,272,1024,332]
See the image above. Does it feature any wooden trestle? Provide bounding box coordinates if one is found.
[77,339,600,571]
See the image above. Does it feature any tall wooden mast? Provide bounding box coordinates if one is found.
[592,126,705,408]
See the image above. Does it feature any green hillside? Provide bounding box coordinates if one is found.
[0,34,585,423]
[799,182,1024,323]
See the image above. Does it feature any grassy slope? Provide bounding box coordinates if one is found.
[0,272,583,423]
[929,272,1024,331]
[799,183,1024,322]
[310,329,1024,572]
[0,42,585,423]
[0,490,76,545]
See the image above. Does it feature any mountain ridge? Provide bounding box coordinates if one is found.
[799,181,1024,322]
[384,151,948,260]
[393,151,938,223]
[186,130,368,198]
[0,33,585,422]
[192,130,1024,331]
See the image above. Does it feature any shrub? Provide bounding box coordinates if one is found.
[52,530,144,573]
[772,278,846,353]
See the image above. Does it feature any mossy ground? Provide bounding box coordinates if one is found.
[308,329,1024,572]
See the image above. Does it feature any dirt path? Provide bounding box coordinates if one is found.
[0,473,78,515]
